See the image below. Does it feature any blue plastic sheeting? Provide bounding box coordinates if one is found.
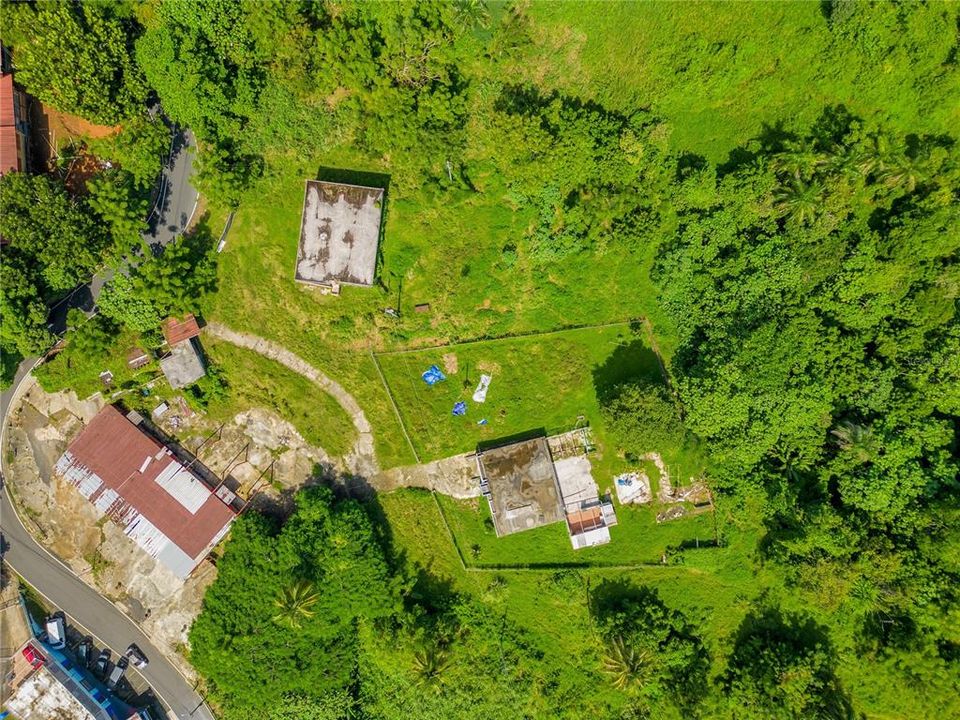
[422,365,447,386]
[452,401,467,416]
[477,418,488,425]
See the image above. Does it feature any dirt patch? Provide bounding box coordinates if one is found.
[29,100,117,171]
[442,352,459,374]
[372,452,479,498]
[477,360,501,374]
[63,149,107,196]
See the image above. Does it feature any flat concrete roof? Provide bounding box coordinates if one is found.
[5,666,94,720]
[160,338,206,389]
[477,436,564,536]
[296,180,384,287]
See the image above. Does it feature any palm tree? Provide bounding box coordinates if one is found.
[412,644,450,689]
[773,140,824,180]
[774,178,824,225]
[453,0,490,30]
[272,579,319,628]
[879,154,928,192]
[830,420,876,463]
[601,635,652,691]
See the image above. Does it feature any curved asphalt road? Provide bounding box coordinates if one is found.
[1,127,212,720]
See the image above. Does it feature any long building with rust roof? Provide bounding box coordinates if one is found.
[54,405,237,579]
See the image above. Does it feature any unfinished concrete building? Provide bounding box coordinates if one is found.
[477,429,617,549]
[295,180,384,289]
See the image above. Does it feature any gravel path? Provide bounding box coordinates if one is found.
[203,323,379,477]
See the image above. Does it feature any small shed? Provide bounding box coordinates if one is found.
[127,347,150,369]
[159,339,206,389]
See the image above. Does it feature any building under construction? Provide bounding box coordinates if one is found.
[476,429,616,549]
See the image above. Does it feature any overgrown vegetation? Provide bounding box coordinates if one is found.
[4,2,959,718]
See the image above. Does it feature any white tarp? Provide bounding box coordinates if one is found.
[472,374,492,403]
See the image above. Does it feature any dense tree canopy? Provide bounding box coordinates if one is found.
[189,487,401,716]
[3,0,146,124]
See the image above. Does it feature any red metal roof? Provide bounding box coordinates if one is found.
[0,73,14,126]
[0,73,17,174]
[65,406,235,560]
[162,314,201,346]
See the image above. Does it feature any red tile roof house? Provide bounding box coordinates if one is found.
[54,405,237,579]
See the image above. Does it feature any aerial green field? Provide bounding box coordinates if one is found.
[201,338,357,457]
[523,1,960,160]
[4,2,958,719]
[435,492,716,568]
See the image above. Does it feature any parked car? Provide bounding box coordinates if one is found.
[93,648,110,678]
[21,644,45,668]
[107,656,128,689]
[76,638,92,666]
[45,614,67,650]
[125,643,149,669]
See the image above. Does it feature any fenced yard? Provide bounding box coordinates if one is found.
[374,323,664,462]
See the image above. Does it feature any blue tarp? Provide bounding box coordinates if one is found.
[421,365,446,386]
[452,401,467,416]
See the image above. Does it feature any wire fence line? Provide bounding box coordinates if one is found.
[429,489,715,575]
[368,350,421,465]
[372,317,643,357]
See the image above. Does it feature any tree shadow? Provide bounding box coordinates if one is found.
[589,577,661,623]
[592,338,664,405]
[723,605,853,719]
[676,152,708,181]
[857,609,920,655]
[493,83,634,138]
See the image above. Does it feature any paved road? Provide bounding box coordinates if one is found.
[145,127,199,250]
[1,124,211,719]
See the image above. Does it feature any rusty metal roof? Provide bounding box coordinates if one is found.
[162,314,201,346]
[55,406,235,576]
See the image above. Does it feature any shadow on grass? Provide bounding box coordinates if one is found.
[476,427,547,453]
[592,338,663,405]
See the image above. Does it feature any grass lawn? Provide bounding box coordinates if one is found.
[201,338,356,457]
[205,145,669,468]
[35,327,160,400]
[375,324,663,461]
[436,492,717,567]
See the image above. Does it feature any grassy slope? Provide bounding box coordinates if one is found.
[376,325,660,461]
[202,338,356,457]
[523,1,960,161]
[380,488,764,714]
[203,5,958,715]
[207,153,662,467]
